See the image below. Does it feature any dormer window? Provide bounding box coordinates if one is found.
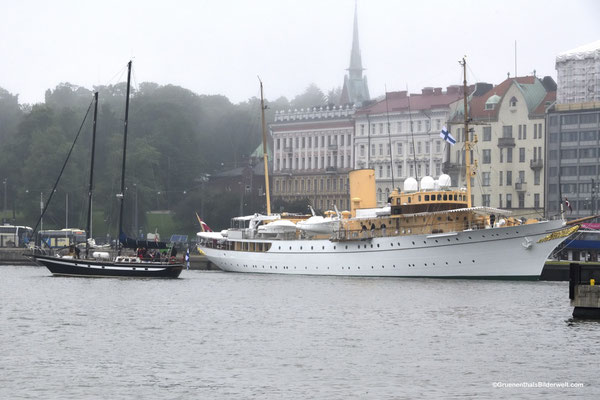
[510,96,518,107]
[485,94,500,110]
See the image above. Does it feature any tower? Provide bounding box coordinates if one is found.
[340,3,370,106]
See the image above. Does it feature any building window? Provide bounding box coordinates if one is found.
[482,149,491,164]
[518,192,525,208]
[537,123,542,139]
[523,125,526,140]
[534,124,537,139]
[360,124,365,135]
[371,144,375,156]
[534,170,540,185]
[502,125,513,138]
[482,172,490,186]
[507,148,513,163]
[379,123,384,134]
[379,143,383,156]
[519,148,525,163]
[506,171,512,186]
[417,142,422,154]
[386,165,391,177]
[397,142,403,155]
[397,122,402,132]
[397,164,403,177]
[518,170,525,183]
[499,148,504,163]
[378,165,383,178]
[499,171,503,186]
[510,96,517,107]
[435,140,441,153]
[534,194,540,208]
[518,125,522,140]
[483,127,491,141]
[426,142,430,153]
[506,193,512,208]
[482,194,490,207]
[360,145,365,157]
[417,121,422,132]
[499,194,503,208]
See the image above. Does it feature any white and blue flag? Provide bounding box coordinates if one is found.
[185,248,190,270]
[440,126,456,145]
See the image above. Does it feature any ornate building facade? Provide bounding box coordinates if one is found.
[353,87,464,206]
[270,107,355,211]
[448,76,556,218]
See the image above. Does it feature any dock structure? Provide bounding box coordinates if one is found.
[569,263,600,319]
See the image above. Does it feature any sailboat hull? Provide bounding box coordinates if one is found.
[30,255,183,278]
[200,220,568,279]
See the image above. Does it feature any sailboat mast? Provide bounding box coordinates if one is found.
[117,61,132,254]
[461,57,472,208]
[259,78,271,215]
[85,92,99,258]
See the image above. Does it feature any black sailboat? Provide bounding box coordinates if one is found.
[29,61,183,278]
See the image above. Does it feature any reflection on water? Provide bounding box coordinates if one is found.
[0,266,597,399]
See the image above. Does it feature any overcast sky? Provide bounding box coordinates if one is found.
[2,0,599,105]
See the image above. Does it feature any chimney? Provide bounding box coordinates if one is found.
[434,87,442,95]
[422,87,434,95]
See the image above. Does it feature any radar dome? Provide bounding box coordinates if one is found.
[438,174,452,188]
[404,177,418,192]
[420,176,435,191]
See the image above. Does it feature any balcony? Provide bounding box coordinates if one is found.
[515,181,527,192]
[497,137,516,148]
[530,158,543,170]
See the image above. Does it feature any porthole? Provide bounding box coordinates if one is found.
[311,246,313,250]
[289,246,292,250]
[412,241,415,245]
[322,246,325,250]
[300,246,302,250]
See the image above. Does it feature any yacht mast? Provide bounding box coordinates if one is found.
[259,78,271,215]
[460,57,473,208]
[117,61,132,254]
[85,92,99,258]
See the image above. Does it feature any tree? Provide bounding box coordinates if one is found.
[290,83,326,110]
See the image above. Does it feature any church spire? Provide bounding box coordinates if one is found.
[348,1,364,79]
[340,1,370,106]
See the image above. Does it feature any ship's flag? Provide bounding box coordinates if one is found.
[565,198,573,213]
[185,247,190,270]
[440,126,456,145]
[195,212,213,232]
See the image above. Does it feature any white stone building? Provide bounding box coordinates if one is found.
[353,87,464,205]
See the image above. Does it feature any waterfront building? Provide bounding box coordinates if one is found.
[269,5,368,212]
[270,106,355,211]
[448,75,556,218]
[545,41,600,221]
[354,87,464,206]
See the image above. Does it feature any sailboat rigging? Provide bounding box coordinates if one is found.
[28,61,183,278]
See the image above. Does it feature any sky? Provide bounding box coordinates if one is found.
[2,0,600,105]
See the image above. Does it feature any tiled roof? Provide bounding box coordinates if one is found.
[468,76,546,120]
[533,91,556,115]
[355,87,465,115]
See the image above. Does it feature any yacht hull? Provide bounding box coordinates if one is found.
[30,254,183,278]
[200,220,568,279]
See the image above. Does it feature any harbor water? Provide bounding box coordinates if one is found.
[1,265,598,399]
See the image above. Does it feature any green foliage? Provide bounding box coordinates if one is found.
[1,79,330,234]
